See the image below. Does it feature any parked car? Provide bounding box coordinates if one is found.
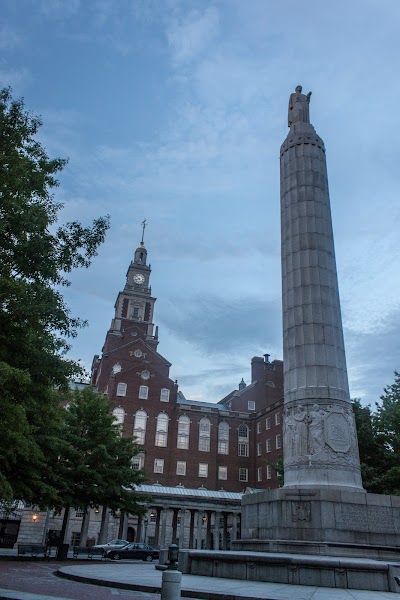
[92,539,129,553]
[106,542,160,561]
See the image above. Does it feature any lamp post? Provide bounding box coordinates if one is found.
[161,544,181,600]
[143,517,148,544]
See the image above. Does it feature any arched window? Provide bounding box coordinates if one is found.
[177,415,190,449]
[218,421,229,454]
[112,406,125,425]
[198,417,211,452]
[133,410,147,445]
[155,413,169,447]
[238,424,249,457]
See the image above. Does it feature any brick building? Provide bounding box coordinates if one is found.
[89,240,284,549]
[13,239,284,550]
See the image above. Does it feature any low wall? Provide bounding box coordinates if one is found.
[181,549,400,593]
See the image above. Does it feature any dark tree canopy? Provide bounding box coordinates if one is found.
[0,87,110,504]
[58,386,145,515]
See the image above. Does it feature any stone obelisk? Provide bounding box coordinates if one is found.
[281,86,363,491]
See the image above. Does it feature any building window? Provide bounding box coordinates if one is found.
[155,413,169,447]
[176,461,186,476]
[275,413,281,426]
[239,468,248,482]
[154,459,164,474]
[267,465,272,480]
[257,422,261,434]
[112,406,125,425]
[75,510,84,518]
[238,424,249,457]
[257,442,262,456]
[218,421,229,454]
[248,401,255,411]
[218,466,227,480]
[257,467,262,482]
[266,438,271,453]
[133,409,147,445]
[116,382,127,397]
[177,415,190,449]
[112,363,122,375]
[266,417,271,430]
[238,443,249,457]
[138,385,148,399]
[132,453,144,470]
[198,463,208,477]
[132,306,140,319]
[160,388,170,402]
[276,434,282,449]
[150,512,157,522]
[198,417,211,452]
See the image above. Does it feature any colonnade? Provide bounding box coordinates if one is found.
[136,506,240,550]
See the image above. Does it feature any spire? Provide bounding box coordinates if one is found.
[134,220,148,265]
[141,219,146,245]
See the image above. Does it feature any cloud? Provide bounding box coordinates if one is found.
[38,0,81,19]
[167,6,220,66]
[0,24,22,50]
[159,294,282,356]
[345,307,400,406]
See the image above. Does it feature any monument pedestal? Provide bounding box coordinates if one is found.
[234,487,400,558]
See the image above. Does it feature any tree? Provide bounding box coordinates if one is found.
[56,386,146,548]
[59,386,145,514]
[0,87,110,504]
[351,399,388,494]
[374,372,400,495]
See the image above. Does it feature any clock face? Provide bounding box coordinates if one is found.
[133,274,145,285]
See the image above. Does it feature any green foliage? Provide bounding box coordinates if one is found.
[58,386,146,515]
[0,87,110,504]
[352,372,400,495]
[374,372,400,495]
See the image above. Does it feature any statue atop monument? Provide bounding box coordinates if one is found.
[288,85,312,127]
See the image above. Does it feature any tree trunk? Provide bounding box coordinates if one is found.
[56,504,70,560]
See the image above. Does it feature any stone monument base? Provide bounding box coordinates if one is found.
[175,489,400,592]
[234,488,400,553]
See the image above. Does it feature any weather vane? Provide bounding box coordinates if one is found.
[141,219,146,244]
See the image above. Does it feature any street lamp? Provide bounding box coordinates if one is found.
[143,517,148,543]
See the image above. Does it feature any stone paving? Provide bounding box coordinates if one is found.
[0,556,399,600]
[58,561,400,599]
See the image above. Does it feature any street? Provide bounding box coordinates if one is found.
[0,559,158,600]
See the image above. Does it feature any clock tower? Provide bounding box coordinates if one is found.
[106,239,158,350]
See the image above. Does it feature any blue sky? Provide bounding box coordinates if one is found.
[2,0,400,405]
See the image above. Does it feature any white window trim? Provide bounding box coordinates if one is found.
[154,459,164,474]
[160,388,170,402]
[239,468,248,482]
[176,461,186,476]
[218,466,227,480]
[116,382,127,397]
[139,385,149,399]
[199,463,208,477]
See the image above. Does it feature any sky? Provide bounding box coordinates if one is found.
[2,0,400,406]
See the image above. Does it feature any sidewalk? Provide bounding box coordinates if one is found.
[57,561,399,600]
